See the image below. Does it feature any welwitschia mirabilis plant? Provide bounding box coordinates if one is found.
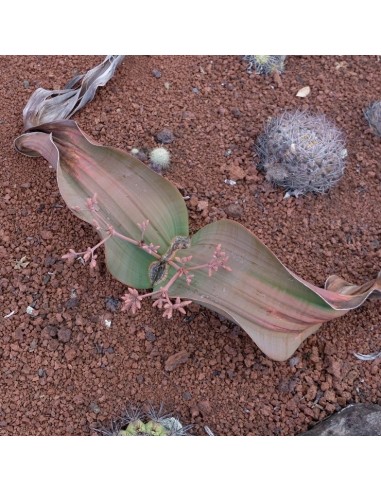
[13,56,381,360]
[15,120,381,361]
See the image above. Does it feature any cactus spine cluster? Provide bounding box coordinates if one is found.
[149,147,171,171]
[243,55,286,75]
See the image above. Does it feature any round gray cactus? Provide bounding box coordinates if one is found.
[256,110,347,196]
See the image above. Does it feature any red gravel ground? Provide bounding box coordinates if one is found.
[0,55,380,436]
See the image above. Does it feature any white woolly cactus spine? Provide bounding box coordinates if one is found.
[149,147,171,171]
[243,55,286,75]
[256,110,347,196]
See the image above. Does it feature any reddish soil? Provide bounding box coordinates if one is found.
[0,55,380,436]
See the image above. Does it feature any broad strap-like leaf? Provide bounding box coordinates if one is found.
[167,220,381,361]
[15,120,189,288]
[23,56,125,130]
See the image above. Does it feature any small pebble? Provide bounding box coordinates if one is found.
[198,400,212,416]
[145,331,156,342]
[156,128,175,144]
[182,391,192,401]
[105,296,120,312]
[89,402,101,414]
[152,69,161,78]
[289,356,300,367]
[225,203,243,219]
[190,406,200,418]
[231,108,241,118]
[65,297,80,309]
[57,327,72,343]
[165,350,190,372]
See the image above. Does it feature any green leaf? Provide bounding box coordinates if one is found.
[15,120,189,288]
[168,220,381,361]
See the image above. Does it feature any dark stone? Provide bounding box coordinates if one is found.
[135,150,148,162]
[301,404,381,436]
[44,255,57,267]
[57,327,72,343]
[152,69,161,78]
[155,128,175,144]
[182,391,192,401]
[42,274,51,285]
[65,296,80,309]
[145,331,156,342]
[105,296,120,312]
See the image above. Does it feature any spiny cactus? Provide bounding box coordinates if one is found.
[243,55,286,75]
[96,404,191,436]
[364,100,381,136]
[256,110,347,195]
[149,147,171,172]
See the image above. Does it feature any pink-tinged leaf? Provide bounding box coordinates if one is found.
[167,220,381,361]
[15,120,189,288]
[23,56,125,130]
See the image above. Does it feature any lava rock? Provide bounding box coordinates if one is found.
[301,404,381,436]
[198,400,212,416]
[105,296,120,312]
[155,128,175,144]
[57,327,72,343]
[65,296,80,309]
[225,203,243,219]
[164,350,190,371]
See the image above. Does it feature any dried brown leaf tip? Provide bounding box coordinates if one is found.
[23,56,124,129]
[296,86,311,98]
[13,256,30,269]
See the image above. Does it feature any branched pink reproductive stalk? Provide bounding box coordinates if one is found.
[62,194,232,319]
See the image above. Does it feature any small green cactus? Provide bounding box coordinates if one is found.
[256,110,347,196]
[243,55,286,75]
[120,418,176,436]
[96,405,191,436]
[364,101,381,137]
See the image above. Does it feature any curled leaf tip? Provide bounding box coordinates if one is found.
[23,55,125,130]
